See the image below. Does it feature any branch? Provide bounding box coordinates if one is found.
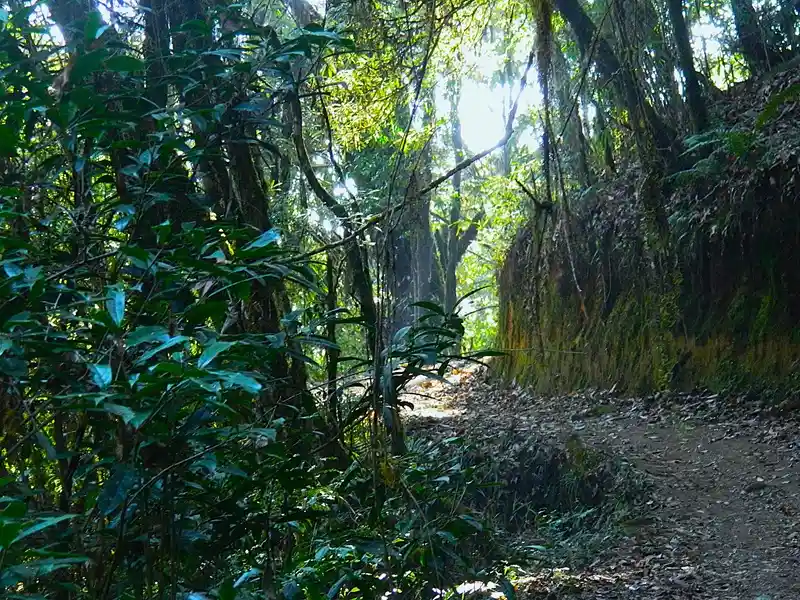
[417,45,536,198]
[455,210,484,261]
[515,178,553,212]
[289,90,351,225]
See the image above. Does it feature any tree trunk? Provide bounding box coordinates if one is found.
[554,0,676,157]
[553,42,593,187]
[666,0,708,131]
[730,0,772,73]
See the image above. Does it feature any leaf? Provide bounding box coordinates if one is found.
[217,371,262,394]
[233,568,261,588]
[11,514,80,545]
[410,301,446,316]
[184,301,227,325]
[70,50,108,83]
[244,228,280,250]
[97,466,137,516]
[198,341,235,368]
[102,403,148,428]
[0,128,17,158]
[174,19,212,35]
[84,11,105,42]
[757,83,800,128]
[1,557,89,586]
[104,55,145,73]
[135,336,190,365]
[106,285,125,326]
[282,581,301,600]
[327,574,349,599]
[218,578,236,600]
[126,326,170,347]
[0,521,23,550]
[499,577,517,600]
[3,262,22,278]
[89,364,112,389]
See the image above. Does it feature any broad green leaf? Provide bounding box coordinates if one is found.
[3,262,22,278]
[0,557,89,586]
[233,568,261,588]
[198,341,235,368]
[327,575,349,600]
[217,371,262,394]
[184,301,227,325]
[104,55,146,73]
[106,285,125,326]
[218,578,237,600]
[84,11,105,42]
[97,466,137,516]
[244,229,280,250]
[126,325,170,347]
[0,521,23,550]
[89,364,112,389]
[11,514,80,545]
[135,336,190,365]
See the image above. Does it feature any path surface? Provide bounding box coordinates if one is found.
[403,369,800,599]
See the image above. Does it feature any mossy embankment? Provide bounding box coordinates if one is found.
[499,68,800,397]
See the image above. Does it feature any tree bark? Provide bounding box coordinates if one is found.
[730,0,773,73]
[666,0,709,131]
[554,0,676,157]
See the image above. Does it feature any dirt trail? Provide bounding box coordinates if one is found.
[403,370,800,599]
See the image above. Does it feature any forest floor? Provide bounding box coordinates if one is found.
[403,368,800,599]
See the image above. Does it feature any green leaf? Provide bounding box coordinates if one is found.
[106,285,125,326]
[244,229,280,250]
[89,364,113,389]
[0,521,23,550]
[233,568,261,588]
[198,341,235,368]
[175,19,213,35]
[184,301,227,325]
[409,300,446,315]
[218,578,236,600]
[102,404,150,428]
[217,371,262,394]
[104,55,145,73]
[0,127,18,158]
[11,514,80,546]
[126,326,170,347]
[3,262,22,278]
[84,11,105,42]
[70,49,108,83]
[0,557,89,586]
[97,466,137,516]
[757,83,800,128]
[135,336,190,365]
[327,575,349,600]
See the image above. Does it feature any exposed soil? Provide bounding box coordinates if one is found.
[403,369,800,599]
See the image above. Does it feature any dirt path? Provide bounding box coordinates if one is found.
[403,370,800,599]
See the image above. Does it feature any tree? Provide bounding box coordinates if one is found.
[730,0,775,72]
[553,0,676,156]
[666,0,709,131]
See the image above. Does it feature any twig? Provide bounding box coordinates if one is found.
[416,44,536,197]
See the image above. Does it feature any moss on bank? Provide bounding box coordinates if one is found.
[498,70,800,397]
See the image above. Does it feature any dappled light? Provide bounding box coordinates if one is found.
[1,0,799,598]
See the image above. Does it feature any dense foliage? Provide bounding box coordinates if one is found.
[1,0,798,597]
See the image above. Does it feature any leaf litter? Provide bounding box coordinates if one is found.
[403,366,800,599]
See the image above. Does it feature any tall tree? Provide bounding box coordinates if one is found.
[666,0,709,131]
[552,0,676,157]
[730,0,774,72]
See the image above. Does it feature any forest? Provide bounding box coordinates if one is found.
[1,0,799,597]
